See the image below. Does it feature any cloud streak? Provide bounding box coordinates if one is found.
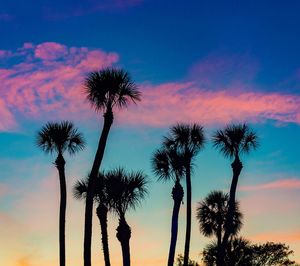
[1,42,300,132]
[240,178,300,191]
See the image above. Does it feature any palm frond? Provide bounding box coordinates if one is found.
[196,190,242,239]
[105,167,148,216]
[73,178,88,200]
[212,123,258,159]
[36,121,85,155]
[83,68,141,112]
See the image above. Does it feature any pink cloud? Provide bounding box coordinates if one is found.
[118,82,300,127]
[0,42,119,131]
[240,178,300,191]
[34,42,68,60]
[1,43,300,131]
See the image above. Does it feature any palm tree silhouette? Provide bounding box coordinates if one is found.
[196,191,243,256]
[73,173,112,266]
[164,123,205,266]
[105,168,148,266]
[83,68,141,266]
[152,146,185,266]
[36,121,85,266]
[212,123,258,266]
[203,237,252,266]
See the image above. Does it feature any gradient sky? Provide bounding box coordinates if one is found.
[1,1,300,265]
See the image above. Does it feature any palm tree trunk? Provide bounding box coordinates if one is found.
[55,153,66,266]
[84,107,113,266]
[183,164,191,266]
[116,215,131,266]
[217,156,242,266]
[96,204,111,266]
[168,180,184,266]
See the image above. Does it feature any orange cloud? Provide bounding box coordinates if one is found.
[249,230,300,243]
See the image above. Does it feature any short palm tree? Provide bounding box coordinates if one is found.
[202,237,252,266]
[165,124,205,266]
[152,146,185,266]
[36,121,85,266]
[196,191,243,255]
[83,68,141,266]
[105,168,148,266]
[73,173,111,266]
[212,123,258,266]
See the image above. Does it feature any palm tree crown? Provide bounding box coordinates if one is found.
[212,123,258,159]
[36,121,85,155]
[84,68,141,112]
[105,168,148,216]
[152,147,185,182]
[164,123,205,160]
[73,173,107,203]
[196,191,243,238]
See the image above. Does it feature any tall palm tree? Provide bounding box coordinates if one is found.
[105,168,148,266]
[196,191,243,255]
[152,146,185,266]
[36,121,85,266]
[73,173,111,266]
[212,123,258,266]
[83,68,141,266]
[165,124,205,266]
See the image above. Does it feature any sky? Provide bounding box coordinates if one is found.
[0,0,300,265]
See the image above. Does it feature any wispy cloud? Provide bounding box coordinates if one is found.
[240,178,300,191]
[1,42,300,132]
[249,230,300,243]
[0,42,118,131]
[44,0,143,20]
[0,13,14,22]
[119,81,300,127]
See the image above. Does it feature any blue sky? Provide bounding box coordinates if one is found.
[0,1,300,265]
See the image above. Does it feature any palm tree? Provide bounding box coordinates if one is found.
[196,191,243,256]
[73,173,111,266]
[202,237,252,266]
[212,123,258,266]
[83,68,141,266]
[105,168,148,266]
[152,146,185,266]
[165,124,205,266]
[36,121,85,266]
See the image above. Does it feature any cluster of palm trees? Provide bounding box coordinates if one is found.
[36,67,259,266]
[152,123,258,266]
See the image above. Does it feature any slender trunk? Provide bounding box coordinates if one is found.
[96,204,111,266]
[116,214,131,266]
[216,214,222,260]
[183,164,191,266]
[83,107,113,266]
[167,179,184,266]
[55,153,66,266]
[217,156,242,266]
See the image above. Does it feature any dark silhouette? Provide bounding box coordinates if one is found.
[82,68,141,266]
[202,238,298,266]
[212,124,258,266]
[176,254,199,266]
[152,146,185,266]
[164,124,205,266]
[73,173,112,266]
[36,121,85,266]
[196,191,243,256]
[105,168,148,266]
